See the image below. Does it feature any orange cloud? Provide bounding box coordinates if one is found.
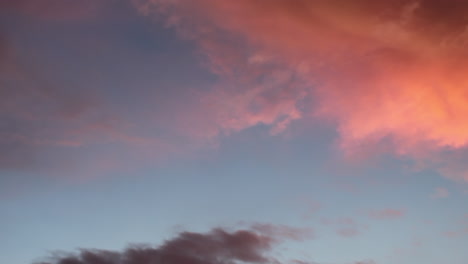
[138,0,468,181]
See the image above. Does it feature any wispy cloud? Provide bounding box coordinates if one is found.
[249,223,314,241]
[432,187,450,199]
[0,0,179,179]
[34,225,374,264]
[0,0,106,21]
[369,209,405,220]
[321,217,368,238]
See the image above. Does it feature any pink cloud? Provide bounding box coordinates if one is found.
[443,213,468,238]
[369,209,405,220]
[249,223,314,241]
[321,217,367,238]
[136,0,468,181]
[444,228,468,238]
[300,199,322,220]
[337,227,360,238]
[432,187,450,199]
[5,0,468,182]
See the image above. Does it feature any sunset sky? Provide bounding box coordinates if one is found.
[1,1,468,264]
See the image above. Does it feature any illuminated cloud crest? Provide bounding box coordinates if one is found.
[136,0,468,181]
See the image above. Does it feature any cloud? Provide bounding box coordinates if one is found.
[0,1,180,180]
[0,0,104,173]
[0,47,134,174]
[354,261,376,264]
[249,223,314,241]
[432,187,450,198]
[136,0,468,181]
[337,228,360,238]
[291,260,323,264]
[368,209,405,220]
[34,225,377,264]
[443,213,468,238]
[4,0,468,182]
[0,0,106,21]
[35,226,300,264]
[320,217,367,238]
[299,198,322,220]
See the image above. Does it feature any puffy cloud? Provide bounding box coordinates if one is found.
[136,0,468,181]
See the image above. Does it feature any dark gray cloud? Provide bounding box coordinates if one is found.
[33,226,375,264]
[35,228,276,264]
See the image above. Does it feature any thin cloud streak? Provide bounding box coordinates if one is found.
[369,209,405,220]
[432,187,450,199]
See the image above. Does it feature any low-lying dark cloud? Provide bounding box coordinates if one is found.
[33,226,375,264]
[36,228,277,264]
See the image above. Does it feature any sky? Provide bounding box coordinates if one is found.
[1,1,468,264]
